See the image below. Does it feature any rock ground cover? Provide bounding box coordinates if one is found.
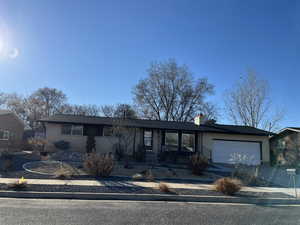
[0,151,220,182]
[0,150,277,189]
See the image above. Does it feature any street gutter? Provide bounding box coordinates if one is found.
[0,190,299,205]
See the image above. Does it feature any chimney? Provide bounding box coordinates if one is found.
[194,114,203,126]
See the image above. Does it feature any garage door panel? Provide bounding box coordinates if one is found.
[212,140,261,165]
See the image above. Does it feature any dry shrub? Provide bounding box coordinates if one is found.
[133,170,155,181]
[28,138,47,152]
[83,153,114,177]
[53,167,74,179]
[132,173,143,180]
[143,169,155,181]
[214,177,242,195]
[189,153,209,175]
[158,182,172,193]
[8,177,27,191]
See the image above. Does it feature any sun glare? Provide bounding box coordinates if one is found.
[0,39,3,54]
[9,48,19,58]
[0,37,19,59]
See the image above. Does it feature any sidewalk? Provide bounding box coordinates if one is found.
[0,177,298,204]
[0,177,295,195]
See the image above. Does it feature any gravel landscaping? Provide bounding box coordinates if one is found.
[0,151,278,189]
[0,151,220,181]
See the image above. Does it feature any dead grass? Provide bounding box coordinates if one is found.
[144,169,155,182]
[84,153,114,177]
[7,178,27,191]
[214,177,242,196]
[132,173,144,180]
[53,167,74,179]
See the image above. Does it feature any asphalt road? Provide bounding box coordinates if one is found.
[0,198,299,225]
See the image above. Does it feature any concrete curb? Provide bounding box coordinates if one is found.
[0,190,299,205]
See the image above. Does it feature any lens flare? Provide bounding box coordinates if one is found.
[0,39,3,54]
[9,48,19,58]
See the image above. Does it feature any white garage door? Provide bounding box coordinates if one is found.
[212,140,261,165]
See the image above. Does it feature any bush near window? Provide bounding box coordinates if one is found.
[189,153,209,175]
[214,177,242,195]
[134,145,146,162]
[86,136,96,154]
[54,140,70,151]
[83,153,114,177]
[157,151,179,163]
[28,138,47,153]
[114,144,125,161]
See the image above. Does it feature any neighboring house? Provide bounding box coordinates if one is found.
[0,110,25,151]
[40,114,271,165]
[270,127,300,166]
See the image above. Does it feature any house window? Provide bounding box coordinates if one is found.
[62,125,72,135]
[165,131,178,151]
[0,129,9,140]
[72,125,83,135]
[182,133,195,152]
[103,126,113,136]
[144,130,152,147]
[61,125,83,136]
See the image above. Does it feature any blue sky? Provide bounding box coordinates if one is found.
[0,0,299,126]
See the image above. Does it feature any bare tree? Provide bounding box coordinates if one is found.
[201,102,219,122]
[3,88,68,129]
[101,105,115,117]
[4,93,28,123]
[111,117,136,161]
[133,59,216,122]
[62,104,101,116]
[224,70,283,132]
[2,93,41,129]
[101,104,137,119]
[0,92,7,107]
[29,87,67,117]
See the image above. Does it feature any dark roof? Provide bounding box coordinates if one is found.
[39,114,271,136]
[269,127,300,139]
[286,127,300,131]
[0,110,12,116]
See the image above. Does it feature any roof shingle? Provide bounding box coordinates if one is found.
[40,114,271,136]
